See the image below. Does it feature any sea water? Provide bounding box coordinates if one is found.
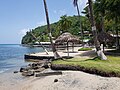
[0,44,44,74]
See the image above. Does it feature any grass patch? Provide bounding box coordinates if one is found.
[51,56,120,77]
[78,47,92,51]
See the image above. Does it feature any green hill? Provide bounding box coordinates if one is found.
[21,15,91,44]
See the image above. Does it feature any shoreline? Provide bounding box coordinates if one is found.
[1,69,120,90]
[0,69,29,90]
[0,47,120,90]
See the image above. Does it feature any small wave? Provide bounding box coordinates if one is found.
[0,69,9,74]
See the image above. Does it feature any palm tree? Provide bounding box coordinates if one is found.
[43,0,61,59]
[73,0,84,46]
[88,0,107,60]
[58,15,72,33]
[30,30,49,55]
[105,0,120,50]
[94,0,106,32]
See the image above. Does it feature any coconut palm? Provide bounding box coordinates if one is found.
[73,0,84,46]
[58,15,72,33]
[30,30,49,55]
[105,0,120,50]
[94,0,106,32]
[88,0,107,60]
[43,0,61,59]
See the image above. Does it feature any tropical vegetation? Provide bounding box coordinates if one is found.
[21,0,120,58]
[21,15,91,44]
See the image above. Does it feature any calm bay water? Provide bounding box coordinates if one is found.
[0,44,44,73]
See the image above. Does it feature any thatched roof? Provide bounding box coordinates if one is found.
[88,31,115,45]
[97,31,115,44]
[55,32,79,44]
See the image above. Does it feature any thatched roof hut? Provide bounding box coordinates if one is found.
[55,32,79,44]
[97,31,115,44]
[88,31,114,45]
[88,31,115,52]
[55,32,80,56]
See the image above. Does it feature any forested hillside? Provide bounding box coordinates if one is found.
[21,15,91,44]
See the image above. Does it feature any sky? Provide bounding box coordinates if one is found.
[0,0,88,44]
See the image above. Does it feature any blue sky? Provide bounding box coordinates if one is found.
[0,0,87,44]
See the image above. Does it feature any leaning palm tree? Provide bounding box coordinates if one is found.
[73,0,83,46]
[30,30,49,55]
[43,0,61,59]
[88,0,107,60]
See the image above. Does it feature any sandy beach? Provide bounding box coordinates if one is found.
[1,69,120,90]
[0,47,120,90]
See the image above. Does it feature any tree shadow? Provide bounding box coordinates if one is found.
[78,50,97,57]
[105,50,120,56]
[63,51,78,53]
[61,56,98,63]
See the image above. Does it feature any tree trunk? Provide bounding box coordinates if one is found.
[88,0,107,60]
[101,14,105,32]
[116,29,120,50]
[115,16,120,50]
[67,42,69,57]
[43,0,61,59]
[30,31,49,55]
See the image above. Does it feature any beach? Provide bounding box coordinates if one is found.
[0,69,120,90]
[0,45,120,90]
[1,0,120,89]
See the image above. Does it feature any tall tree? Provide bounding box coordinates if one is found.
[94,0,106,32]
[58,15,72,33]
[43,0,61,59]
[105,0,120,50]
[73,0,84,46]
[88,0,107,60]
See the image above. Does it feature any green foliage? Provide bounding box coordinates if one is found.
[57,15,72,33]
[52,56,120,76]
[22,0,120,45]
[78,47,92,51]
[21,15,91,44]
[21,32,35,44]
[82,0,120,32]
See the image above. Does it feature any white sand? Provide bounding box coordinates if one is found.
[2,70,119,90]
[1,48,120,90]
[28,47,92,59]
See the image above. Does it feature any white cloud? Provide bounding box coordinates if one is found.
[19,28,29,36]
[59,9,67,15]
[18,21,47,36]
[71,0,88,14]
[53,10,57,14]
[37,21,46,26]
[78,0,88,11]
[53,9,67,16]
